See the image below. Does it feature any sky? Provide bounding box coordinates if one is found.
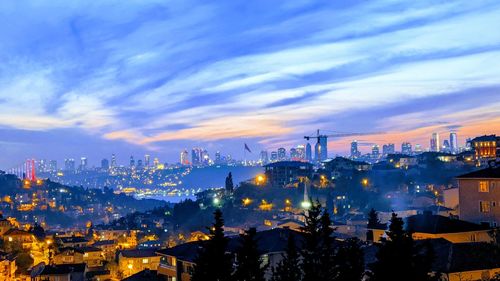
[0,0,500,168]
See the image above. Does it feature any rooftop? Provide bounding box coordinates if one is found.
[405,213,490,234]
[120,249,158,258]
[456,167,500,179]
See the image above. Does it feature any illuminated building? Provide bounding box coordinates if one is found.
[130,156,135,168]
[315,136,328,163]
[296,145,306,160]
[64,158,75,171]
[191,148,202,165]
[48,160,57,172]
[371,145,380,159]
[450,132,458,154]
[289,148,297,159]
[277,147,287,161]
[180,149,189,165]
[264,161,313,187]
[402,142,412,155]
[457,167,500,227]
[153,158,160,168]
[111,154,117,169]
[306,143,312,162]
[144,154,150,168]
[79,157,88,171]
[270,151,278,162]
[260,150,269,164]
[101,158,109,170]
[215,151,221,164]
[350,140,360,159]
[382,143,395,156]
[430,132,440,152]
[443,140,451,153]
[470,135,500,165]
[414,144,422,153]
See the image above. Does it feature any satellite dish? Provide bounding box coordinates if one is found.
[30,262,45,278]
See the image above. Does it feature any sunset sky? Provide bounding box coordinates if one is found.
[0,0,499,168]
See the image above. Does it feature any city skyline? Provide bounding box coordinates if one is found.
[1,1,500,168]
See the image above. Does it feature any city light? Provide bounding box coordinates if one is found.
[242,198,252,207]
[301,201,312,209]
[255,174,266,185]
[213,197,220,205]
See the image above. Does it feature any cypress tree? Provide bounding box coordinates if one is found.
[191,209,232,281]
[233,227,266,281]
[318,211,335,281]
[271,233,302,281]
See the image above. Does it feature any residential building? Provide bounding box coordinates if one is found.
[457,167,500,227]
[118,249,161,278]
[0,251,16,281]
[470,135,500,166]
[264,161,313,187]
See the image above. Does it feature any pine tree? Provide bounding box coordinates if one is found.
[225,172,234,193]
[233,228,266,281]
[318,211,336,281]
[271,233,302,281]
[371,212,435,281]
[191,209,232,281]
[335,238,365,281]
[301,200,323,281]
[367,208,380,228]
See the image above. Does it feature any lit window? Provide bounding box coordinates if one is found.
[479,181,489,192]
[480,201,491,213]
[142,258,149,264]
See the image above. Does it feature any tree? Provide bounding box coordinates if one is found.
[367,208,380,242]
[191,209,232,281]
[271,233,302,281]
[16,252,34,274]
[301,200,323,281]
[371,212,435,281]
[233,228,266,281]
[318,211,336,281]
[335,238,365,281]
[225,172,234,193]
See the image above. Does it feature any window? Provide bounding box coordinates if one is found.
[142,258,149,264]
[480,201,491,213]
[479,181,489,192]
[493,201,497,208]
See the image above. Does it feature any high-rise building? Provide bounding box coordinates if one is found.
[191,148,202,165]
[430,133,440,152]
[371,145,380,159]
[270,151,278,162]
[450,132,458,154]
[153,157,160,168]
[414,144,422,153]
[401,142,412,155]
[290,148,298,159]
[180,150,189,165]
[137,159,143,168]
[315,136,328,162]
[111,154,117,168]
[144,154,150,167]
[443,140,451,153]
[277,148,287,161]
[260,150,269,164]
[130,156,135,168]
[382,143,395,155]
[202,149,210,165]
[296,145,306,160]
[101,158,109,170]
[350,140,360,159]
[305,143,312,162]
[48,160,57,172]
[215,151,221,164]
[64,158,75,171]
[80,157,88,171]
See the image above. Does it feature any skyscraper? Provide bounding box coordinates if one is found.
[64,158,75,171]
[191,148,201,165]
[315,136,328,162]
[144,154,150,167]
[270,151,278,162]
[296,145,306,160]
[401,142,412,155]
[430,133,440,152]
[450,132,458,154]
[130,156,135,168]
[48,160,57,172]
[290,148,298,159]
[260,150,269,164]
[443,140,450,153]
[305,143,312,162]
[80,157,88,171]
[215,151,221,164]
[382,143,395,155]
[101,158,109,170]
[277,148,286,161]
[371,145,380,159]
[350,140,360,159]
[111,154,117,168]
[414,144,422,153]
[180,150,189,165]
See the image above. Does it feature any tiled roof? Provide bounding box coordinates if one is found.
[456,167,500,179]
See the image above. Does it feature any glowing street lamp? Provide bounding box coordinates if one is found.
[255,174,266,185]
[361,178,369,187]
[213,197,220,206]
[301,201,312,209]
[242,198,252,207]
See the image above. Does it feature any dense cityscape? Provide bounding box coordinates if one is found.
[1,1,500,281]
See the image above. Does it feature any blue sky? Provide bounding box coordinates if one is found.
[1,0,500,168]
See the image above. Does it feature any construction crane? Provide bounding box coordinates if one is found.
[304,129,366,163]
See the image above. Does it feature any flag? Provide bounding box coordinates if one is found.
[244,143,252,153]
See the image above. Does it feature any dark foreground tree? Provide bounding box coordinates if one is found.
[371,212,435,281]
[301,201,323,281]
[318,211,335,281]
[191,209,232,281]
[271,233,302,281]
[335,238,365,281]
[233,228,266,281]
